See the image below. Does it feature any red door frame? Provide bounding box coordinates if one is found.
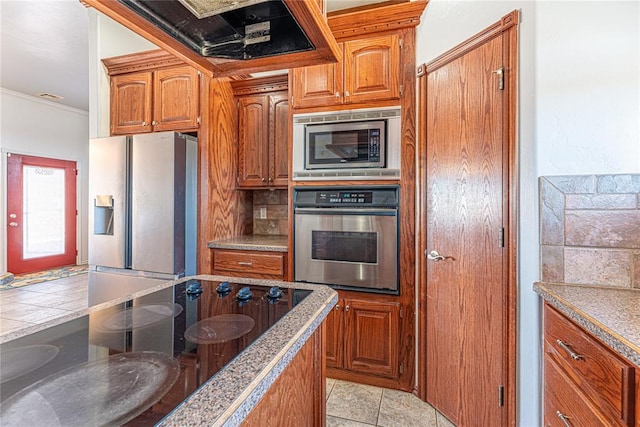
[7,153,77,274]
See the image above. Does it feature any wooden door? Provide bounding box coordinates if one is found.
[422,19,516,426]
[343,34,400,105]
[110,71,152,135]
[237,94,269,187]
[344,299,400,379]
[291,47,343,109]
[269,91,289,187]
[6,153,77,274]
[153,65,200,132]
[325,302,343,369]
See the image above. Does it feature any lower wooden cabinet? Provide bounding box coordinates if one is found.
[543,303,636,426]
[211,249,287,280]
[327,296,400,379]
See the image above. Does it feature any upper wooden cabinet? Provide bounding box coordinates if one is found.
[237,90,289,188]
[110,65,200,135]
[291,33,401,109]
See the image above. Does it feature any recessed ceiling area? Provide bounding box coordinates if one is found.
[0,0,393,112]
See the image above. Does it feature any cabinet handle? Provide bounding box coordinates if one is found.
[142,121,147,126]
[556,339,584,360]
[335,91,340,98]
[334,304,340,311]
[345,90,350,98]
[556,410,572,427]
[261,177,266,182]
[151,120,157,126]
[345,305,350,312]
[268,177,273,182]
[238,262,253,266]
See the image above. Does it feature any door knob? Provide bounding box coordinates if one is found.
[425,250,454,262]
[9,222,19,227]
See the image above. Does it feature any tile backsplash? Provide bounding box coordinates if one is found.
[540,174,640,288]
[252,189,288,235]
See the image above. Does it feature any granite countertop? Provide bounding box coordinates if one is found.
[207,235,288,252]
[1,274,337,427]
[534,282,640,367]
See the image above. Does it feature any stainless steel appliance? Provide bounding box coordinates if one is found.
[292,107,401,180]
[88,132,197,279]
[293,186,399,294]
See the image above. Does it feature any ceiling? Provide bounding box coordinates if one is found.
[0,0,389,112]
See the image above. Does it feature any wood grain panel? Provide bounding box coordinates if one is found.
[197,78,252,275]
[325,303,343,368]
[424,31,505,427]
[238,95,269,186]
[544,357,616,426]
[153,65,200,131]
[544,304,635,425]
[242,325,326,426]
[270,92,290,187]
[212,249,285,278]
[110,71,152,135]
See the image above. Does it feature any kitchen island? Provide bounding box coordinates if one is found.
[0,275,337,426]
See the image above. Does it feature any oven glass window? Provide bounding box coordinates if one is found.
[311,231,377,263]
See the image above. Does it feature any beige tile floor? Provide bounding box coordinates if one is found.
[326,378,456,427]
[0,273,89,336]
[1,274,457,426]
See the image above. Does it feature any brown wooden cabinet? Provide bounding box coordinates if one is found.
[291,33,400,109]
[543,303,636,426]
[237,91,289,188]
[211,248,287,280]
[110,65,200,135]
[327,296,400,379]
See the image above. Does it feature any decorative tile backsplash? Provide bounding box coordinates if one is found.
[540,174,640,288]
[252,189,288,235]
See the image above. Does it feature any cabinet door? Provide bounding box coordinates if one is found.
[344,34,400,105]
[269,92,289,187]
[291,54,343,109]
[153,66,200,131]
[325,302,344,369]
[110,71,153,135]
[237,95,269,187]
[344,299,400,378]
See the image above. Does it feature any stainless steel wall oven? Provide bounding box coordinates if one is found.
[293,186,399,294]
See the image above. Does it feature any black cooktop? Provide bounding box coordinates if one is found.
[0,280,310,426]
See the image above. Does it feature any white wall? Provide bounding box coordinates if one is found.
[416,1,640,426]
[0,89,90,270]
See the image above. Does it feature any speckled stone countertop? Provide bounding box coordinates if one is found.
[207,235,288,252]
[0,274,337,427]
[534,282,640,367]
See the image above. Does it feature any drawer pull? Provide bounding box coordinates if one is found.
[556,339,584,361]
[556,410,572,427]
[237,262,253,267]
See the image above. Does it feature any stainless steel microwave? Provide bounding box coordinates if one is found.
[292,107,401,180]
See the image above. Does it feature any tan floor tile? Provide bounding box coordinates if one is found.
[377,388,437,427]
[326,415,375,427]
[326,377,337,400]
[326,380,382,425]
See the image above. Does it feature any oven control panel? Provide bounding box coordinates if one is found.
[294,185,399,208]
[317,191,373,205]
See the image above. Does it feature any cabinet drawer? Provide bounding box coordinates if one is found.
[544,304,635,425]
[544,357,615,427]
[212,250,285,278]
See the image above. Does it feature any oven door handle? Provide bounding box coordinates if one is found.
[294,207,397,215]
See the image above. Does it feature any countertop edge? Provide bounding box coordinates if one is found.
[207,236,288,253]
[160,275,338,426]
[534,282,640,367]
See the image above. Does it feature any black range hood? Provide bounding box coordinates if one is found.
[118,0,314,60]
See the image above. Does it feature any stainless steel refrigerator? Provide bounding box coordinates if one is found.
[88,131,197,281]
